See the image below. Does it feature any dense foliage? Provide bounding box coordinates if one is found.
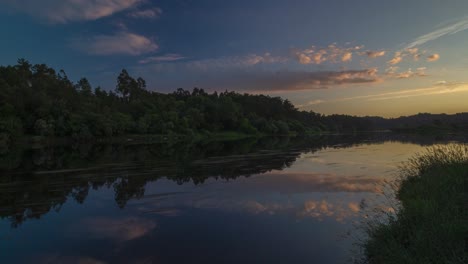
[2,59,466,145]
[364,145,468,263]
[0,59,367,142]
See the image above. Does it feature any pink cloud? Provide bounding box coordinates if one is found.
[293,44,362,65]
[427,53,440,62]
[388,52,403,65]
[341,52,353,62]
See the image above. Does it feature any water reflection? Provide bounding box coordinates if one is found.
[0,133,466,263]
[81,217,157,242]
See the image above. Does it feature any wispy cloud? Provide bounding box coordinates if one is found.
[368,82,468,101]
[127,7,162,19]
[74,31,158,55]
[299,82,468,108]
[184,53,288,70]
[297,99,324,107]
[139,54,186,64]
[1,0,143,23]
[405,16,468,49]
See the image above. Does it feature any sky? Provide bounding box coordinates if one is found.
[1,0,468,117]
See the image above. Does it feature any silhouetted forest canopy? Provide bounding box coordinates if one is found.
[1,59,467,145]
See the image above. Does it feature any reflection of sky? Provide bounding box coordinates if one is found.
[0,142,429,263]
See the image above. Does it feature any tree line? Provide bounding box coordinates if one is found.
[0,59,377,144]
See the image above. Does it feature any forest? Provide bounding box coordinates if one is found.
[0,59,374,144]
[1,59,467,147]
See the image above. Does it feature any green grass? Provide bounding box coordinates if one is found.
[363,144,468,264]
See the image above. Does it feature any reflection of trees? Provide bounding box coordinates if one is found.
[0,137,296,226]
[0,133,465,227]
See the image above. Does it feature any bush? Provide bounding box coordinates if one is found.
[363,144,468,264]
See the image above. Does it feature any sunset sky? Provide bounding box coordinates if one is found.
[1,0,468,117]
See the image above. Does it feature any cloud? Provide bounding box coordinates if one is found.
[74,32,158,55]
[341,52,353,62]
[427,53,440,62]
[136,56,381,92]
[405,16,468,49]
[1,0,142,23]
[388,67,427,79]
[359,50,386,58]
[297,99,324,107]
[294,48,327,64]
[134,49,384,92]
[406,48,419,55]
[316,82,468,104]
[297,53,312,64]
[433,80,465,88]
[127,7,162,19]
[299,81,467,108]
[388,52,403,65]
[293,44,362,65]
[214,69,381,92]
[139,54,186,64]
[387,48,430,65]
[185,53,288,70]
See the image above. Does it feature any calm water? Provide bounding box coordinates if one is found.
[0,134,466,263]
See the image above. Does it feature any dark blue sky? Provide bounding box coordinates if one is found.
[2,0,468,116]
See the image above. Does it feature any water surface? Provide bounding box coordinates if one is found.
[0,134,465,263]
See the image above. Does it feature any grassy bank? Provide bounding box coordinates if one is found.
[364,144,468,264]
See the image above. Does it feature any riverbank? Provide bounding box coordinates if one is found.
[364,144,468,263]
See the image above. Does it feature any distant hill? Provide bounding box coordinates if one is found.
[363,113,468,132]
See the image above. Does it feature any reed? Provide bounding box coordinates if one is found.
[363,144,468,264]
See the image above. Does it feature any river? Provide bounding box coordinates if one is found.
[0,134,466,263]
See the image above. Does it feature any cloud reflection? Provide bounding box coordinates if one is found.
[133,171,384,223]
[298,200,362,222]
[255,172,384,193]
[82,217,156,242]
